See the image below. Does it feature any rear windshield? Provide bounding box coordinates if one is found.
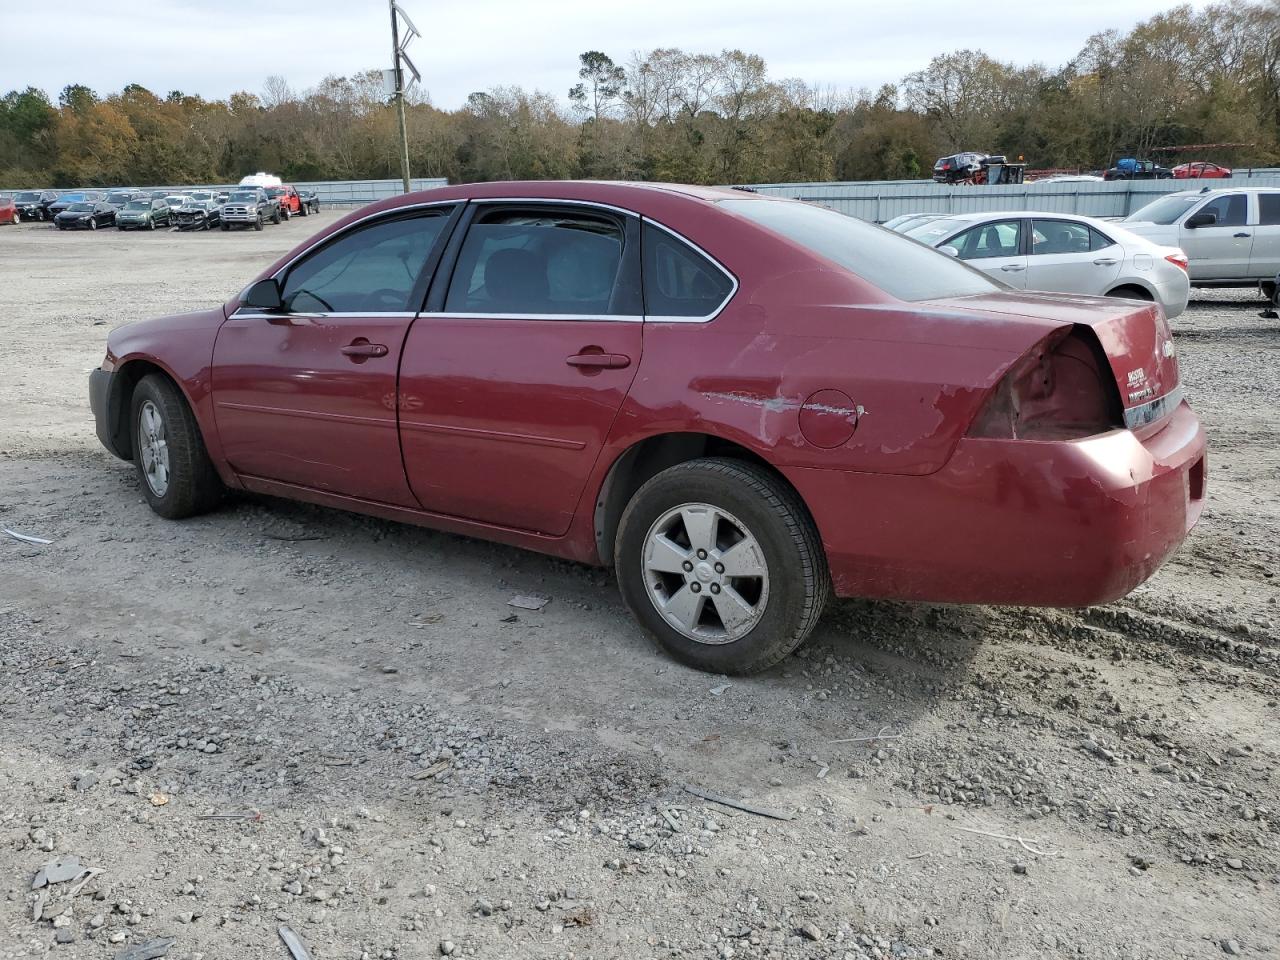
[1126,195,1201,225]
[721,199,999,302]
[124,200,150,210]
[15,192,40,202]
[67,202,94,212]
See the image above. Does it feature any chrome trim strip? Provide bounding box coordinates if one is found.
[268,199,461,282]
[231,311,419,320]
[469,196,638,217]
[1124,384,1184,430]
[426,312,643,323]
[640,217,739,324]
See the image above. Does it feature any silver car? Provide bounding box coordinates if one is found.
[901,211,1191,319]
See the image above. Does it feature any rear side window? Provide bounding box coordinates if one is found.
[1197,193,1247,228]
[281,211,451,313]
[721,199,999,301]
[643,223,734,317]
[950,220,1022,260]
[1259,193,1280,226]
[1089,227,1116,251]
[445,209,626,315]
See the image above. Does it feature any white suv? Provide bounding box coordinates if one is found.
[1122,187,1280,297]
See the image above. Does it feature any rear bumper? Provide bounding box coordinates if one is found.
[787,400,1207,606]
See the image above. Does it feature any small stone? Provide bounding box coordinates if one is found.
[1013,863,1028,875]
[1226,858,1244,870]
[89,915,105,930]
[439,941,456,956]
[108,931,127,944]
[54,930,75,945]
[76,773,99,792]
[1222,940,1242,956]
[798,923,823,942]
[475,898,494,916]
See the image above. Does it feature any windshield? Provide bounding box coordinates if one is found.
[265,188,282,196]
[231,192,257,202]
[124,200,150,210]
[721,199,1000,302]
[106,192,130,201]
[60,193,85,203]
[67,202,94,212]
[1125,195,1201,225]
[904,217,972,245]
[16,192,40,202]
[165,196,188,204]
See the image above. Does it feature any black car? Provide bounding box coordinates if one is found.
[297,189,320,214]
[173,199,222,231]
[1103,159,1173,181]
[932,152,987,183]
[12,190,59,221]
[48,191,106,218]
[55,201,116,230]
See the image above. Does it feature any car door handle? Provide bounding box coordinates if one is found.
[1233,232,1251,238]
[567,352,631,369]
[1000,263,1025,272]
[341,342,388,358]
[1093,257,1120,265]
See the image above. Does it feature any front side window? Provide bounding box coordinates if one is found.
[445,209,625,315]
[643,222,734,317]
[280,212,451,313]
[950,220,1023,260]
[1030,220,1092,255]
[1196,193,1246,228]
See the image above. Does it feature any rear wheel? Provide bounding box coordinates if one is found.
[130,374,223,520]
[615,458,830,675]
[1261,281,1277,303]
[1106,285,1153,301]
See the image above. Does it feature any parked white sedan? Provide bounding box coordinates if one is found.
[900,211,1191,318]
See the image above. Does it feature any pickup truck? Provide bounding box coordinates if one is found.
[264,185,304,219]
[219,189,281,231]
[1104,159,1173,181]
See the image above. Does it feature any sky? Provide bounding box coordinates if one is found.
[6,0,1216,109]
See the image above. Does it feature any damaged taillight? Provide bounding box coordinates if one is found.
[968,327,1122,440]
[1165,251,1189,271]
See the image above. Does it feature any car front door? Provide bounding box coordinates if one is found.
[947,218,1028,288]
[398,202,644,535]
[1249,193,1280,280]
[1178,192,1252,279]
[211,203,460,506]
[1025,219,1122,295]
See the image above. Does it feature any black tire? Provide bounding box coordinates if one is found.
[129,374,223,520]
[148,218,156,230]
[299,203,308,217]
[254,215,264,231]
[1261,281,1277,304]
[89,218,98,231]
[222,222,230,231]
[271,209,281,225]
[281,206,290,221]
[615,457,830,675]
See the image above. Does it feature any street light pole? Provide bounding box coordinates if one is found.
[389,0,412,193]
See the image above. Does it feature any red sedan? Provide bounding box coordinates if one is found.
[0,195,18,225]
[1172,162,1232,179]
[88,181,1207,674]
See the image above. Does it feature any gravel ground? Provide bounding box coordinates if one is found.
[0,216,1276,960]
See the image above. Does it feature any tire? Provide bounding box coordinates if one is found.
[1261,281,1276,303]
[254,215,263,231]
[271,209,281,225]
[148,218,155,231]
[129,374,223,520]
[299,203,308,217]
[615,457,830,675]
[89,218,98,230]
[281,206,290,221]
[221,223,230,231]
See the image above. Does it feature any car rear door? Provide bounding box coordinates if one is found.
[1249,193,1280,280]
[1025,218,1121,295]
[1178,192,1253,279]
[398,201,643,536]
[212,203,460,506]
[947,218,1028,288]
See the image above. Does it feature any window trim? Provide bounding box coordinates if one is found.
[639,217,739,323]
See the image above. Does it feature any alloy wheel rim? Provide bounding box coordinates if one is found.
[642,502,769,645]
[138,400,170,497]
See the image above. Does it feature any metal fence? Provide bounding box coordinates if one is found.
[744,173,1280,222]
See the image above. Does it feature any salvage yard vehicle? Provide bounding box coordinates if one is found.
[55,200,115,230]
[48,190,104,218]
[1103,158,1173,180]
[0,195,17,225]
[901,210,1191,318]
[13,190,58,221]
[88,181,1207,674]
[220,188,280,230]
[298,189,320,214]
[1172,161,1232,179]
[265,185,305,218]
[1121,187,1280,297]
[116,198,172,231]
[173,198,222,231]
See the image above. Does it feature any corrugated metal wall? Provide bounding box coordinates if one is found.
[744,173,1280,222]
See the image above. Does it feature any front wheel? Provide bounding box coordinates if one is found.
[254,215,264,231]
[222,222,230,231]
[89,218,98,231]
[130,374,223,519]
[615,458,830,675]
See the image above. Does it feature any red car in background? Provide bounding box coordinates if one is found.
[1172,162,1232,179]
[265,185,306,218]
[87,181,1207,674]
[0,195,19,224]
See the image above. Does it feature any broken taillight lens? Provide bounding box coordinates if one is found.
[1165,252,1189,271]
[968,328,1122,440]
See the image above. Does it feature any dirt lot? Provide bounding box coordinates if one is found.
[0,215,1276,960]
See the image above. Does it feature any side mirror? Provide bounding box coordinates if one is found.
[1185,211,1217,229]
[241,278,284,311]
[938,245,960,258]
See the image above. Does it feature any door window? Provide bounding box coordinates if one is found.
[1030,220,1092,255]
[949,220,1023,260]
[445,209,626,315]
[280,211,451,313]
[643,222,734,317]
[1258,194,1280,226]
[1194,194,1246,228]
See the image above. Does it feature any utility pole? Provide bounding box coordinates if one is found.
[387,1,420,194]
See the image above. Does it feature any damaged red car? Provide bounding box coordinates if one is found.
[89,181,1207,674]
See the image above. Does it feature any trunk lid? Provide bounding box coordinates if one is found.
[937,290,1182,432]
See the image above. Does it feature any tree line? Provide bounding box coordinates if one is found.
[2,0,1277,189]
